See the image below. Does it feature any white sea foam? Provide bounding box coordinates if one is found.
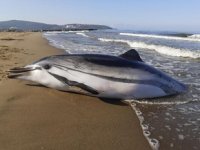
[68,30,89,33]
[76,32,89,37]
[98,38,200,59]
[48,39,65,49]
[43,33,65,49]
[44,31,70,35]
[188,34,200,39]
[120,33,200,42]
[44,30,89,35]
[129,101,160,150]
[127,99,190,105]
[178,134,185,140]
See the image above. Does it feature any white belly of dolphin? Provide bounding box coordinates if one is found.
[60,69,166,99]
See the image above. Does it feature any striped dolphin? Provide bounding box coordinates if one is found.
[8,49,186,99]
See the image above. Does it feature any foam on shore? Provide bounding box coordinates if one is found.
[128,101,160,150]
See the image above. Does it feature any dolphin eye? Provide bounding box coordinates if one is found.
[43,64,51,70]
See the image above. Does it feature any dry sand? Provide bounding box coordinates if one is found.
[0,32,151,150]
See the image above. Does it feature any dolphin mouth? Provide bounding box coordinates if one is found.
[7,67,37,79]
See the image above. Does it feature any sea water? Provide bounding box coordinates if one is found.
[43,30,200,150]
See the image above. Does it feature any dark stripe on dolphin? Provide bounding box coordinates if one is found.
[49,72,99,95]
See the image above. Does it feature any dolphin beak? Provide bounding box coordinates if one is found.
[7,67,36,79]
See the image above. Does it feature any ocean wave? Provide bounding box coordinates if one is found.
[44,30,89,35]
[76,32,89,37]
[98,38,200,59]
[189,34,200,39]
[43,32,59,36]
[120,33,200,42]
[43,31,71,37]
[68,30,89,33]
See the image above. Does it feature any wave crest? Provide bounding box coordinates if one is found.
[189,34,200,39]
[120,33,200,42]
[76,32,89,37]
[99,38,200,59]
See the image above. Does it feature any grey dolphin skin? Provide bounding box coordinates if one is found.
[8,49,187,99]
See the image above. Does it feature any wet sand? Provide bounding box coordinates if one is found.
[0,32,151,150]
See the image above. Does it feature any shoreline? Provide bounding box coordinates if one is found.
[0,32,151,150]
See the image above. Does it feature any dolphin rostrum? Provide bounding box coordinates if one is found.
[8,49,186,99]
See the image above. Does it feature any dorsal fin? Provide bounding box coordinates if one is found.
[119,49,143,62]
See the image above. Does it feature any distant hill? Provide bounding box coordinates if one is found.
[0,20,60,31]
[0,20,112,31]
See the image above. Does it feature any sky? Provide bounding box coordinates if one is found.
[0,0,200,32]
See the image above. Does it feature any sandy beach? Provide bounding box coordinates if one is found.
[0,32,150,150]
